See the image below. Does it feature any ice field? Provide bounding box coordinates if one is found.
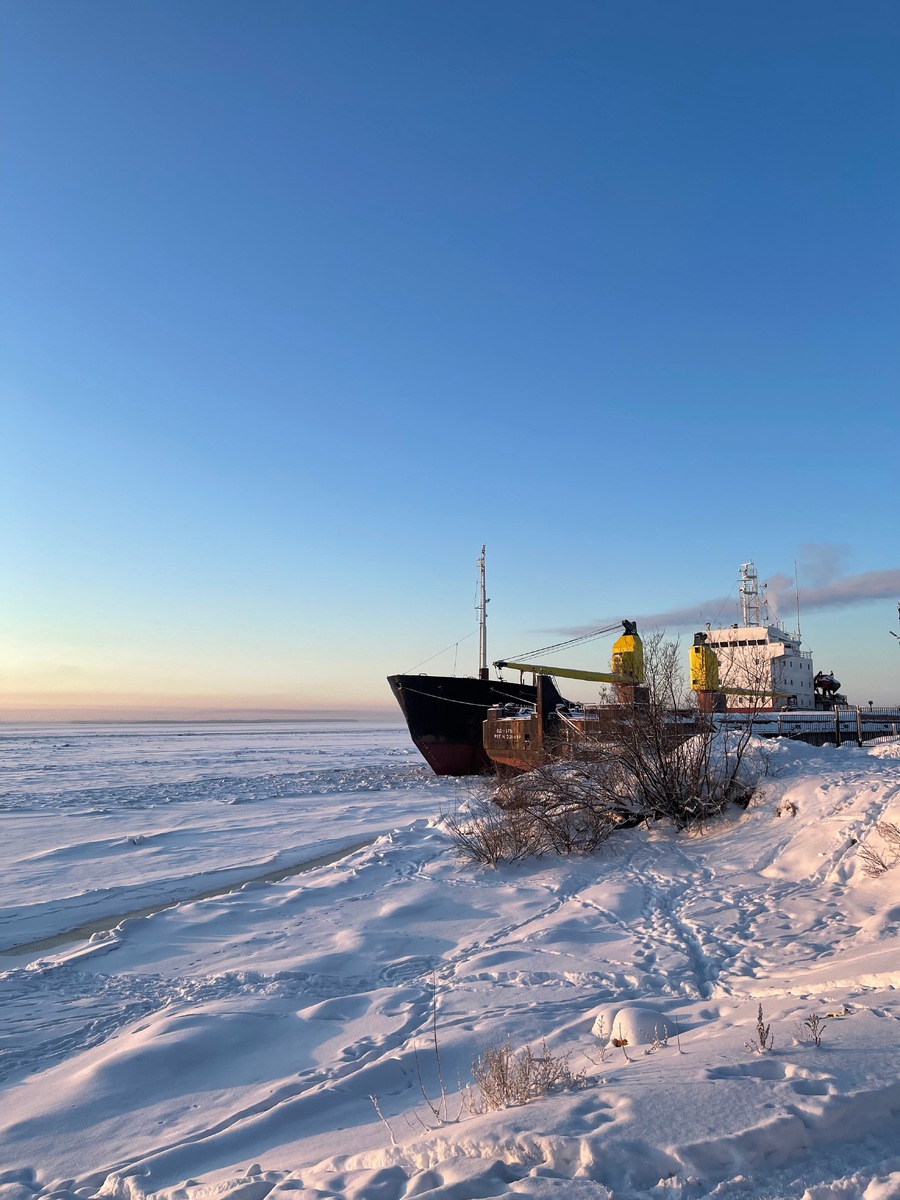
[1,721,898,1200]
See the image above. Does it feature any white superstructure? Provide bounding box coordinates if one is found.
[706,562,814,710]
[706,624,814,709]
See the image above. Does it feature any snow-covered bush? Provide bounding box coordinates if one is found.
[444,760,624,862]
[445,725,768,863]
[442,790,546,864]
[581,722,769,830]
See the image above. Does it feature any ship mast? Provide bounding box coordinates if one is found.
[477,545,489,680]
[740,561,761,627]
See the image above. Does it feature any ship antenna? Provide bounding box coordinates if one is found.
[794,560,802,641]
[477,545,489,680]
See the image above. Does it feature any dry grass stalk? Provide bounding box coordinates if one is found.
[470,1039,587,1112]
[745,1003,774,1053]
[858,822,900,877]
[803,1013,828,1047]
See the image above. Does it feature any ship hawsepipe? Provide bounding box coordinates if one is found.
[387,673,539,775]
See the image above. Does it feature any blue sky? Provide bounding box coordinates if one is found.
[2,0,898,716]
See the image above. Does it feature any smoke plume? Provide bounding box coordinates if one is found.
[556,561,900,636]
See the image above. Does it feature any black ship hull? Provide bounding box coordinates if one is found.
[387,674,539,775]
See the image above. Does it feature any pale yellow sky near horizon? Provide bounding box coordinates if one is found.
[5,589,898,719]
[0,699,400,721]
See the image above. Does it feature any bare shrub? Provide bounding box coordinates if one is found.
[584,1017,612,1066]
[802,1013,828,1047]
[444,764,619,864]
[372,983,588,1140]
[792,1011,830,1048]
[493,761,622,853]
[641,1022,669,1052]
[470,1039,587,1112]
[370,974,463,1137]
[745,1002,774,1053]
[443,790,544,865]
[449,633,774,866]
[562,632,772,832]
[858,822,900,877]
[858,844,892,877]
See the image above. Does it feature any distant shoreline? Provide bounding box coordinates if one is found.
[68,718,361,725]
[0,716,404,727]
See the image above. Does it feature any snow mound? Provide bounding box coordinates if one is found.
[867,738,900,759]
[592,1003,675,1046]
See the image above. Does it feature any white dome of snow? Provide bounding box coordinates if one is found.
[592,1003,675,1046]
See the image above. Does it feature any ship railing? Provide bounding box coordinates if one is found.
[489,703,537,719]
[719,705,900,748]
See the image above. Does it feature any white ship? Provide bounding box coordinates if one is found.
[703,562,843,711]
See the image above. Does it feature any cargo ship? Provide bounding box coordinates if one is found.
[387,672,540,775]
[482,561,890,771]
[389,556,875,775]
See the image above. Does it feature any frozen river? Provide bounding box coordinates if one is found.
[2,722,899,1200]
[0,720,454,954]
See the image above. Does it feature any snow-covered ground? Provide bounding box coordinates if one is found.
[1,721,898,1200]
